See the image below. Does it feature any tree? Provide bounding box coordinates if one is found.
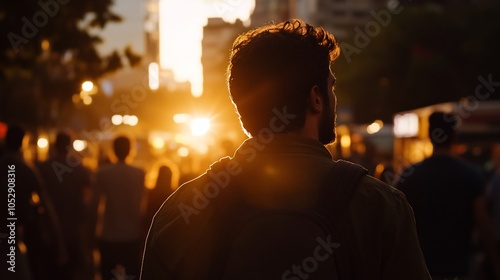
[0,0,141,128]
[334,1,500,123]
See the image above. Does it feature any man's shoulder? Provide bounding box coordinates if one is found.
[353,175,407,214]
[359,174,404,195]
[153,168,220,227]
[146,171,221,271]
[149,157,238,240]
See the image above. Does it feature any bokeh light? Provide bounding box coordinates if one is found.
[112,115,123,125]
[189,118,210,136]
[73,140,87,152]
[367,120,383,134]
[37,137,48,149]
[82,81,94,92]
[177,146,189,157]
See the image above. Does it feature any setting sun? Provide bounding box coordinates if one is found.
[159,0,254,97]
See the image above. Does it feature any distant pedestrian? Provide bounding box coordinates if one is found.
[486,143,500,279]
[145,165,174,230]
[95,135,146,280]
[37,131,91,280]
[396,112,500,279]
[0,124,66,280]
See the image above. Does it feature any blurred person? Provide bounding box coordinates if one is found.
[485,143,500,279]
[489,144,500,237]
[396,112,500,280]
[36,131,92,280]
[95,135,146,280]
[0,124,66,280]
[141,19,430,280]
[144,165,175,230]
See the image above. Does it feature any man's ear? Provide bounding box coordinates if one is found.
[308,85,324,113]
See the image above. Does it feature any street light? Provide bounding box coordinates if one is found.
[82,81,94,92]
[111,115,123,125]
[111,115,139,126]
[367,120,383,134]
[37,137,48,149]
[79,80,97,105]
[73,140,87,152]
[128,115,139,126]
[148,62,160,90]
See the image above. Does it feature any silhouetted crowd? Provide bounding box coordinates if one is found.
[1,125,174,280]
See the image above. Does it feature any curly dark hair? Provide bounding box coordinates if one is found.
[227,19,339,137]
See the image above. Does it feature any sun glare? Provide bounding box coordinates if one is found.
[159,0,255,97]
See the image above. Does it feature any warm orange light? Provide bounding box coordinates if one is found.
[18,241,27,254]
[173,113,191,124]
[159,0,254,97]
[83,96,92,105]
[367,120,383,134]
[128,115,139,126]
[37,137,48,149]
[340,134,351,149]
[73,140,87,152]
[177,147,189,157]
[152,137,165,150]
[72,94,80,104]
[394,113,418,137]
[111,115,123,125]
[31,192,40,204]
[82,81,94,92]
[41,39,50,51]
[189,118,210,136]
[148,62,160,90]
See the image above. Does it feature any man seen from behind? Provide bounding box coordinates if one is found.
[141,19,430,280]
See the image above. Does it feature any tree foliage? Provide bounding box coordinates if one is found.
[0,0,141,127]
[334,1,500,123]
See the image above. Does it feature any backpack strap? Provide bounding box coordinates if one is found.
[315,159,368,280]
[319,159,368,215]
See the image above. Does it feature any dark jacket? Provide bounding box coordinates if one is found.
[141,134,430,280]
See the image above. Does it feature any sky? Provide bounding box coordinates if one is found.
[97,0,146,56]
[97,0,255,97]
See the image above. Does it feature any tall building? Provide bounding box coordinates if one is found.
[291,0,318,23]
[249,0,387,40]
[201,18,246,132]
[250,0,291,27]
[144,0,160,63]
[315,0,386,40]
[202,18,245,99]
